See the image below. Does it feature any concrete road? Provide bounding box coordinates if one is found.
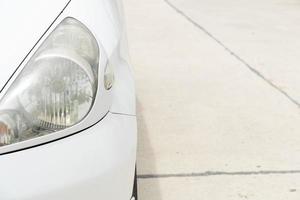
[123,0,300,199]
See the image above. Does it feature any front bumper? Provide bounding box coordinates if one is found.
[0,112,137,200]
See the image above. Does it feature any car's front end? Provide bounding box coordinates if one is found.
[0,0,137,199]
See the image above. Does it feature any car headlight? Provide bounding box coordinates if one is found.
[0,17,99,147]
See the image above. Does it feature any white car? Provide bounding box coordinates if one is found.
[0,0,137,200]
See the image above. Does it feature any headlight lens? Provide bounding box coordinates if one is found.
[0,17,99,147]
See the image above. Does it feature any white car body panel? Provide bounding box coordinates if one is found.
[0,0,137,199]
[0,113,137,200]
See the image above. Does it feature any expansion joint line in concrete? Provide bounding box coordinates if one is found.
[164,0,300,108]
[138,170,300,179]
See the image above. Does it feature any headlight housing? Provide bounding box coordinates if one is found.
[0,17,99,147]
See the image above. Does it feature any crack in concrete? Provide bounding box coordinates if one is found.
[163,0,300,108]
[138,170,300,179]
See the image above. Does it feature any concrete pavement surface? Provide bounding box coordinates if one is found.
[123,0,300,199]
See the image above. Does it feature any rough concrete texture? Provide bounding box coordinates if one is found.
[123,0,300,199]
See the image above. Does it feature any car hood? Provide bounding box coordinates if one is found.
[0,0,70,93]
